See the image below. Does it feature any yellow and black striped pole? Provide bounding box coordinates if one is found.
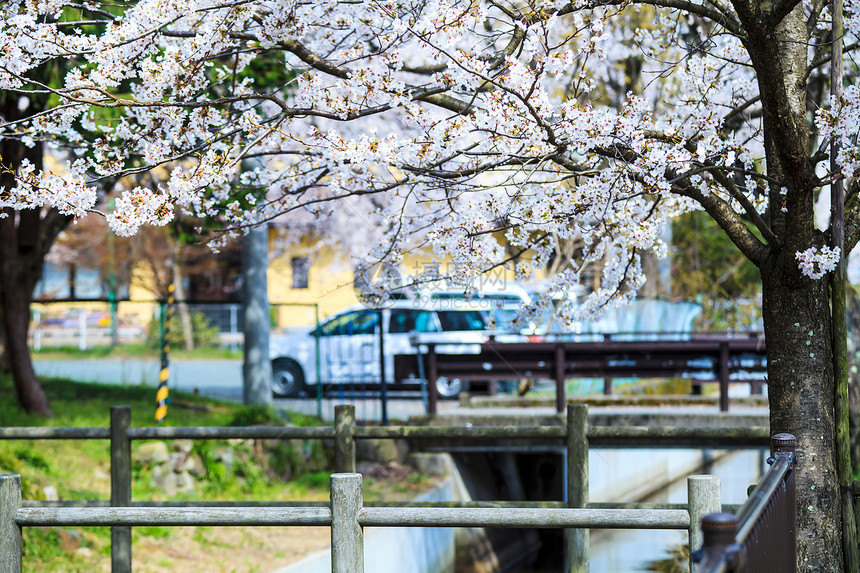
[155,283,175,424]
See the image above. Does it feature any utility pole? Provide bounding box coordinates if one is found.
[107,198,119,346]
[242,225,272,405]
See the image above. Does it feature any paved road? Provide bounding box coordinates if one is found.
[32,358,437,421]
[34,358,245,399]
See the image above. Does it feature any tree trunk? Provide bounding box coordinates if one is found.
[761,253,842,571]
[0,91,70,416]
[0,213,52,416]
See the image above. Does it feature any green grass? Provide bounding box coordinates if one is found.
[0,374,304,569]
[0,375,238,428]
[31,343,242,361]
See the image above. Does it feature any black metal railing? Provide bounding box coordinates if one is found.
[695,432,797,572]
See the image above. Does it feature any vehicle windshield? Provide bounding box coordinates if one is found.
[317,310,379,336]
[388,309,439,333]
[436,310,488,331]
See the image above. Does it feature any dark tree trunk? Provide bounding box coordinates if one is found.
[0,211,51,415]
[761,250,842,571]
[0,92,71,416]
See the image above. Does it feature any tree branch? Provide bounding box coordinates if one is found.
[559,0,743,36]
[673,181,770,265]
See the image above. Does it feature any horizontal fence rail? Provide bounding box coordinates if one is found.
[356,507,691,529]
[0,404,772,573]
[695,433,797,572]
[13,505,691,530]
[0,427,111,439]
[0,421,771,447]
[19,499,743,511]
[127,426,336,439]
[15,506,333,527]
[3,471,715,573]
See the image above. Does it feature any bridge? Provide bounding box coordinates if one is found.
[396,333,767,413]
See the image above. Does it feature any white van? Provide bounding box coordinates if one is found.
[269,287,531,398]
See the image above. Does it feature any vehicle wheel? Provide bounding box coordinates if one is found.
[435,377,467,399]
[272,359,305,397]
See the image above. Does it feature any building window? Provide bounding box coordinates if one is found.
[291,257,310,289]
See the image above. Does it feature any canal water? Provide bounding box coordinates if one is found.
[589,448,768,572]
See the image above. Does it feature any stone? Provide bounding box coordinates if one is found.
[161,472,178,497]
[137,442,170,465]
[171,439,194,454]
[57,529,82,552]
[175,471,195,493]
[42,485,59,501]
[186,455,206,477]
[169,452,187,472]
[357,461,375,476]
[73,547,94,560]
[215,447,234,467]
[150,464,168,489]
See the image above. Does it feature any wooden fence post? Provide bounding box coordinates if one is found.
[335,405,356,473]
[0,474,22,573]
[331,473,364,573]
[566,403,588,572]
[688,475,721,573]
[110,406,132,573]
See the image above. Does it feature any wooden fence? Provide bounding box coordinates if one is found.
[0,404,773,573]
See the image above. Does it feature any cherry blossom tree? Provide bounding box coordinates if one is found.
[2,0,859,568]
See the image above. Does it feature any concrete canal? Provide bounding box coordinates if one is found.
[589,447,767,572]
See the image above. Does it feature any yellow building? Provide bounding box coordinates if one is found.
[266,227,529,329]
[31,222,531,344]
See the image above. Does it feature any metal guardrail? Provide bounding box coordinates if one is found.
[421,336,767,414]
[694,433,797,572]
[0,404,772,572]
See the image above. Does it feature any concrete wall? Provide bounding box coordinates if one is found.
[589,448,723,502]
[273,478,456,573]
